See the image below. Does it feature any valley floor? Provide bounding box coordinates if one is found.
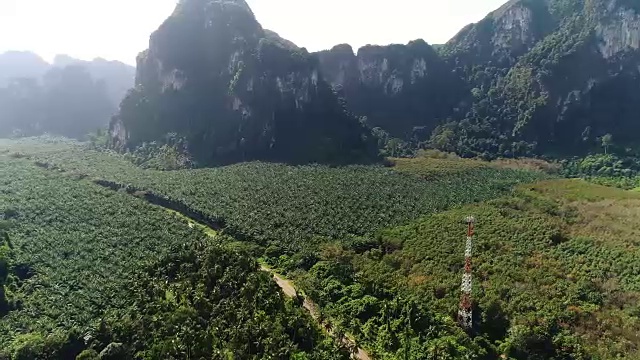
[1,138,640,359]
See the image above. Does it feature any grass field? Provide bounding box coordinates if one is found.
[391,150,560,179]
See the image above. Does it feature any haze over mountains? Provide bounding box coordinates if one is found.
[0,51,50,85]
[0,51,135,105]
[1,0,639,164]
[0,51,134,139]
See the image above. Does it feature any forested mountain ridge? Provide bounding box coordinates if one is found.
[52,55,135,105]
[0,51,134,105]
[0,52,134,139]
[439,0,640,158]
[315,41,467,139]
[111,0,377,166]
[317,0,640,159]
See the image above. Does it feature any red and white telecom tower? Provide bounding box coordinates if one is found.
[458,215,475,330]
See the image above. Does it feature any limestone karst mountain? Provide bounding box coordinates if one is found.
[0,51,50,86]
[111,0,377,165]
[438,0,640,157]
[318,0,640,158]
[316,40,466,139]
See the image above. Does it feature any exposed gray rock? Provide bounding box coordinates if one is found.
[99,342,126,360]
[316,40,466,138]
[597,7,640,58]
[112,0,376,165]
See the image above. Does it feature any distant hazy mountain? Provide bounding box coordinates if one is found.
[0,51,133,139]
[0,51,50,86]
[0,51,135,106]
[53,55,135,105]
[0,65,116,139]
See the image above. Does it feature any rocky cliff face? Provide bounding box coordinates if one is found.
[312,0,640,158]
[111,0,640,161]
[316,40,466,138]
[416,0,640,158]
[112,0,376,165]
[472,0,640,156]
[442,0,557,70]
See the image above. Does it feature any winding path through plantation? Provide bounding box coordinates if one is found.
[17,158,374,360]
[180,214,372,360]
[259,265,372,360]
[7,154,372,360]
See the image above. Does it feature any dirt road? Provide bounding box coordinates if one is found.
[260,265,371,360]
[177,213,372,359]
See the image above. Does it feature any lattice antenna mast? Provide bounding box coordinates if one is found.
[459,216,475,330]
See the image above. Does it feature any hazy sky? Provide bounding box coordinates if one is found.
[0,0,508,65]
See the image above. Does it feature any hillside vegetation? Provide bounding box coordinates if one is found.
[433,0,640,158]
[317,0,640,161]
[298,179,640,358]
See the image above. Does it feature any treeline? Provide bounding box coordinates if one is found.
[561,153,640,189]
[0,66,114,139]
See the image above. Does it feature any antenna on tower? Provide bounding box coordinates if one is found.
[458,215,474,330]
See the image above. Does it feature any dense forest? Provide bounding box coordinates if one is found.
[0,152,348,359]
[0,221,13,318]
[317,0,640,160]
